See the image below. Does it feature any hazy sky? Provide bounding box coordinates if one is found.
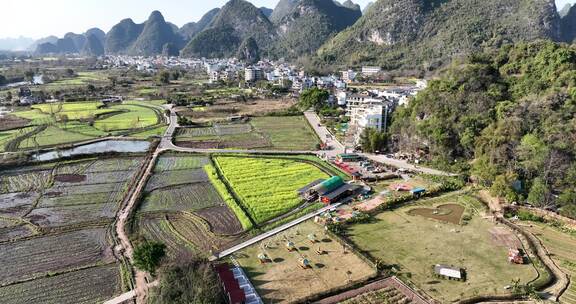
[0,0,574,39]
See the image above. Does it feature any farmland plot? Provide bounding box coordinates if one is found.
[0,192,39,216]
[27,202,118,227]
[196,205,243,235]
[0,228,111,285]
[0,264,121,304]
[154,155,210,172]
[145,169,209,191]
[0,169,53,193]
[214,156,329,223]
[0,224,35,242]
[139,215,197,259]
[141,183,223,213]
[168,213,238,252]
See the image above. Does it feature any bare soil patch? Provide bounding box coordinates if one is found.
[407,203,465,224]
[0,115,30,131]
[54,174,87,183]
[177,99,297,123]
[195,206,243,235]
[489,226,522,248]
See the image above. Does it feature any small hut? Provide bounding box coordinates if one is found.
[286,241,296,252]
[299,258,311,269]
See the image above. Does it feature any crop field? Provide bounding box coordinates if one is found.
[178,99,297,123]
[141,183,224,213]
[154,155,210,172]
[174,116,319,151]
[0,228,110,285]
[346,194,539,302]
[0,223,36,242]
[93,104,159,132]
[18,125,94,149]
[138,215,197,259]
[214,156,329,224]
[523,223,576,303]
[5,101,164,151]
[0,264,121,304]
[234,220,376,304]
[251,116,319,151]
[0,157,139,302]
[135,154,246,258]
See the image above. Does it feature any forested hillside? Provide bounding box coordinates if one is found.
[390,41,576,217]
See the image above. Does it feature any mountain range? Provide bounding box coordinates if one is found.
[27,0,576,71]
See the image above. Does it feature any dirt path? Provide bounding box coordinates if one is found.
[476,192,570,301]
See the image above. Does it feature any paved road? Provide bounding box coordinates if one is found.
[302,110,455,176]
[363,154,456,176]
[212,202,342,260]
[304,110,345,154]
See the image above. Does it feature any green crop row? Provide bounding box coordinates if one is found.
[213,156,329,224]
[204,164,253,230]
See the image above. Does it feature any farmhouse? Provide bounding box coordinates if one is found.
[434,264,466,281]
[299,176,361,204]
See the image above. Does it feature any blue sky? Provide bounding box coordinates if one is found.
[0,0,574,39]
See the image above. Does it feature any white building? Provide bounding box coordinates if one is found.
[346,94,393,144]
[341,70,356,83]
[361,66,381,76]
[245,67,264,83]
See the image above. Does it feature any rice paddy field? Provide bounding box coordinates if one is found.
[213,155,330,224]
[1,100,164,151]
[174,116,319,151]
[346,194,541,302]
[522,222,576,303]
[233,220,377,304]
[134,154,245,259]
[0,156,141,303]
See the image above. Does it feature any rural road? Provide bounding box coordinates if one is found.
[302,110,455,177]
[212,202,343,260]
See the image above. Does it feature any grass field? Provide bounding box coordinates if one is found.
[523,223,576,303]
[346,194,539,302]
[93,104,159,132]
[18,125,94,149]
[251,116,319,151]
[234,220,376,304]
[214,156,329,224]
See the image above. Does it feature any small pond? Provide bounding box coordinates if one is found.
[407,203,465,224]
[32,140,150,162]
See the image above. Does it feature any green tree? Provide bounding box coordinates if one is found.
[133,241,166,275]
[150,261,224,304]
[24,70,35,82]
[527,177,550,207]
[298,87,329,112]
[490,173,518,203]
[158,71,171,85]
[359,128,387,153]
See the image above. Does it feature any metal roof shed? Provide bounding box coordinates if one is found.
[312,176,345,195]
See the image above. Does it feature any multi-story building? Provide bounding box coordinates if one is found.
[346,94,394,144]
[341,70,356,83]
[245,67,264,83]
[361,66,381,76]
